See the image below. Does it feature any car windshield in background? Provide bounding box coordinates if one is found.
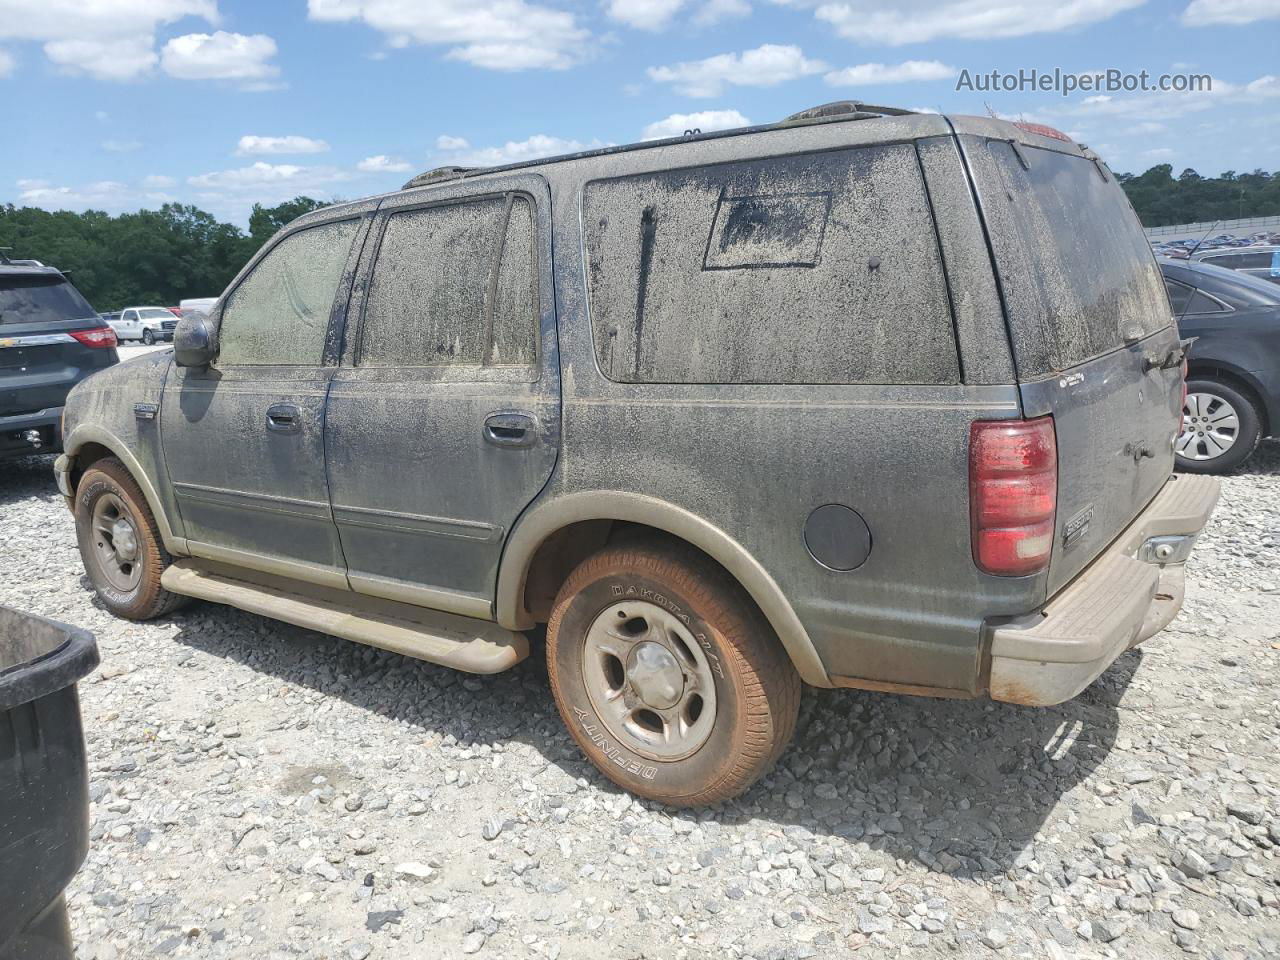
[0,275,99,325]
[136,308,175,320]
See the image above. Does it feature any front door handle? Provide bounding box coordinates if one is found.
[266,403,302,434]
[484,412,537,448]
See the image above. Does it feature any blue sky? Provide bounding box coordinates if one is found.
[2,0,1278,225]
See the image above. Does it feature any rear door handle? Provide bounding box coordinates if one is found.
[484,412,537,448]
[266,403,302,433]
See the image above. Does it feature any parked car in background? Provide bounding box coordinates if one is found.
[56,104,1218,806]
[1,254,117,459]
[1190,244,1280,286]
[1162,257,1280,473]
[178,297,217,320]
[107,306,179,344]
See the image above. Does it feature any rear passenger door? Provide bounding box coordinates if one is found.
[324,175,559,619]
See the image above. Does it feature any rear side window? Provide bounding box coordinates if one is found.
[359,194,537,368]
[582,145,958,384]
[0,276,97,325]
[1165,279,1229,316]
[219,219,359,365]
[970,142,1169,375]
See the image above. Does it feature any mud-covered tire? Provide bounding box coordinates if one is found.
[546,539,800,807]
[74,457,188,620]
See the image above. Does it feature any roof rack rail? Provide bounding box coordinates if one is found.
[402,165,480,190]
[781,101,917,125]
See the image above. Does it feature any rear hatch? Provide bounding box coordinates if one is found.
[959,130,1183,594]
[1,271,117,416]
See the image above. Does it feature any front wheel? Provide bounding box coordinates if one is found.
[1176,378,1262,474]
[141,329,155,345]
[546,539,800,807]
[74,458,187,620]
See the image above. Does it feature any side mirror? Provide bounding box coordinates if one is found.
[173,314,217,369]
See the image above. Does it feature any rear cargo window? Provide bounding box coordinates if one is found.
[970,141,1169,375]
[0,275,98,325]
[582,145,958,384]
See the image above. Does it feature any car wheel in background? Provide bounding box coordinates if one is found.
[141,329,155,345]
[546,538,800,807]
[1176,378,1263,474]
[74,457,188,620]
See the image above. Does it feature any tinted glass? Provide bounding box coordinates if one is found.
[971,142,1169,374]
[1164,279,1192,315]
[219,219,359,365]
[1189,291,1228,313]
[360,195,537,367]
[0,276,98,325]
[1203,253,1239,267]
[1236,252,1273,269]
[583,145,958,384]
[137,308,174,320]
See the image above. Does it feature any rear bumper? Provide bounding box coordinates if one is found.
[0,407,63,458]
[987,473,1220,706]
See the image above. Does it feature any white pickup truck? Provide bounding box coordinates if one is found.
[105,306,178,344]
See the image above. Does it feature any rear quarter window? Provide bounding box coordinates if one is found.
[968,141,1170,376]
[582,145,959,385]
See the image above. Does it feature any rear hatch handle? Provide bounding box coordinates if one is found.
[1142,337,1197,373]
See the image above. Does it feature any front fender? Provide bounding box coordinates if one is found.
[496,490,831,686]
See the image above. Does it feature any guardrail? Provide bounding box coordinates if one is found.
[1146,215,1280,240]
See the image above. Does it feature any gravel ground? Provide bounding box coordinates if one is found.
[2,444,1279,960]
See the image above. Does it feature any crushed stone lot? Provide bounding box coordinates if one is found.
[2,447,1279,960]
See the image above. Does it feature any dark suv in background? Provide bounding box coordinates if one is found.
[1,254,118,459]
[57,104,1219,806]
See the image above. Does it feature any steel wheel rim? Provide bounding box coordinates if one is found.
[89,492,143,593]
[1178,392,1240,461]
[581,599,718,762]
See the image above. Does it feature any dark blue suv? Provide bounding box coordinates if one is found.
[0,256,118,459]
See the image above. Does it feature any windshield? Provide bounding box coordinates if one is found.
[137,308,175,319]
[0,274,99,325]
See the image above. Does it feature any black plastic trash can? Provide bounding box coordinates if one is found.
[0,606,99,960]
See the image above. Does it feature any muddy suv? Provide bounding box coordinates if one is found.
[57,103,1219,806]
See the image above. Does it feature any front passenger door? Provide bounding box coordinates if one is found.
[160,216,366,588]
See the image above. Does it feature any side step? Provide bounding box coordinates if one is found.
[160,560,528,674]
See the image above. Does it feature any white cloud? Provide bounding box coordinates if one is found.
[0,49,14,78]
[160,32,280,84]
[807,0,1146,46]
[435,134,471,151]
[102,138,143,152]
[435,133,604,167]
[15,177,175,213]
[307,0,590,71]
[642,109,751,140]
[236,135,331,156]
[1183,0,1280,25]
[188,161,349,191]
[648,44,826,98]
[607,0,688,30]
[0,0,217,81]
[357,154,412,173]
[694,0,751,22]
[824,59,956,86]
[143,174,176,188]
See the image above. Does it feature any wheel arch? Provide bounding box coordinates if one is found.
[1185,360,1272,437]
[496,491,830,686]
[64,426,187,556]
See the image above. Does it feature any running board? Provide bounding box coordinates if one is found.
[160,560,528,674]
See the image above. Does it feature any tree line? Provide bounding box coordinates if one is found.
[0,197,329,311]
[3,165,1279,311]
[1117,166,1279,228]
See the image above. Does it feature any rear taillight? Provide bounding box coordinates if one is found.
[970,417,1057,577]
[69,327,118,348]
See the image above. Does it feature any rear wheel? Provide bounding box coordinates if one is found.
[546,539,800,806]
[74,457,187,620]
[1176,378,1262,474]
